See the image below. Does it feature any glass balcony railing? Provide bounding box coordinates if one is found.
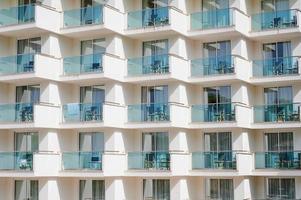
[62,151,102,170]
[192,151,237,169]
[63,4,103,28]
[0,54,35,75]
[0,103,34,123]
[128,54,169,76]
[128,103,170,122]
[255,151,301,169]
[0,4,35,26]
[253,56,299,77]
[191,55,234,77]
[128,151,170,170]
[0,152,33,170]
[128,7,169,29]
[191,103,235,122]
[252,9,298,31]
[63,53,103,75]
[63,103,103,123]
[191,8,233,30]
[253,103,300,123]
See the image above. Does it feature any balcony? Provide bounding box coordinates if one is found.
[191,8,233,30]
[253,103,300,123]
[189,8,249,40]
[0,53,59,82]
[63,5,103,28]
[125,6,187,38]
[61,102,125,129]
[192,151,236,170]
[63,53,103,75]
[128,7,169,30]
[126,102,189,129]
[62,103,103,123]
[251,9,300,39]
[128,103,170,123]
[255,151,301,169]
[0,152,33,171]
[128,54,169,76]
[128,151,170,170]
[61,5,123,38]
[62,151,102,170]
[251,56,300,84]
[126,54,189,83]
[191,103,235,122]
[190,103,252,129]
[0,3,60,36]
[61,53,125,83]
[190,55,250,84]
[0,103,34,123]
[0,103,60,129]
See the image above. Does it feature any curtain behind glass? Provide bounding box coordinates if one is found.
[142,132,168,152]
[281,178,295,199]
[204,86,231,104]
[80,85,105,103]
[264,86,292,105]
[15,180,38,200]
[155,179,170,200]
[142,0,168,9]
[141,86,168,104]
[92,180,105,200]
[15,132,38,152]
[267,178,296,198]
[262,0,289,11]
[203,41,231,58]
[265,132,293,151]
[220,179,234,200]
[79,132,104,152]
[81,39,106,55]
[143,40,168,56]
[204,132,231,151]
[202,0,229,10]
[16,85,40,103]
[263,42,291,60]
[268,178,280,198]
[80,180,92,200]
[17,38,41,55]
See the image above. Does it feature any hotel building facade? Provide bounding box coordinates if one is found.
[0,0,300,199]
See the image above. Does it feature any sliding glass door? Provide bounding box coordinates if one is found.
[142,132,169,169]
[141,85,169,121]
[206,179,233,200]
[18,0,36,23]
[203,41,232,74]
[15,85,39,122]
[80,38,105,72]
[17,37,41,72]
[266,178,295,199]
[15,180,38,200]
[142,40,169,73]
[204,86,232,121]
[141,0,169,27]
[264,86,294,121]
[16,85,40,104]
[261,0,293,29]
[201,0,230,28]
[204,132,233,168]
[79,180,105,200]
[79,132,104,169]
[80,85,105,121]
[143,179,170,200]
[263,41,295,75]
[264,132,296,168]
[80,0,102,25]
